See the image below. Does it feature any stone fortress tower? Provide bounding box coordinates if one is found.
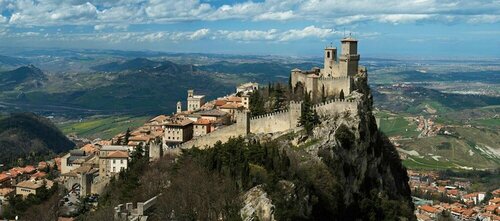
[291,37,366,100]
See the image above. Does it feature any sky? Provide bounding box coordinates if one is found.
[0,0,499,58]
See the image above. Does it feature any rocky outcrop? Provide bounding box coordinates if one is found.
[240,185,275,221]
[266,73,415,220]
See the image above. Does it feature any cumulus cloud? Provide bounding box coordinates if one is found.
[0,0,499,27]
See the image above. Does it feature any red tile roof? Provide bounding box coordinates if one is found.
[106,151,129,158]
[23,165,36,174]
[420,205,438,214]
[214,100,227,106]
[0,173,10,183]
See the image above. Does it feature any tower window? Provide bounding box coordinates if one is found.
[327,51,330,58]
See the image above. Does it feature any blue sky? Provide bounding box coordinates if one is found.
[0,0,499,58]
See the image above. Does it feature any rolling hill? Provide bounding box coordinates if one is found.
[0,113,75,167]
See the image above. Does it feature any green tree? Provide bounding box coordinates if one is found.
[300,92,320,135]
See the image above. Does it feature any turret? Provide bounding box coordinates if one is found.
[339,37,360,76]
[323,47,337,77]
[187,89,194,98]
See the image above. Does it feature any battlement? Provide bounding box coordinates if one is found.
[312,98,357,109]
[317,75,351,81]
[250,109,290,120]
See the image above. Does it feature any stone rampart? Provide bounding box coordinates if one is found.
[312,98,358,117]
[179,123,242,149]
[250,110,291,134]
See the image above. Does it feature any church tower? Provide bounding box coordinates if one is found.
[176,101,182,113]
[339,37,360,76]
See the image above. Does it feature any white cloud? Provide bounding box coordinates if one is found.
[1,0,499,27]
[467,15,500,24]
[189,28,210,40]
[376,14,433,24]
[137,32,167,42]
[279,26,338,41]
[254,11,295,21]
[94,24,128,31]
[217,29,279,41]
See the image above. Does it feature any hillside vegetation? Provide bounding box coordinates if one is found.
[0,113,75,167]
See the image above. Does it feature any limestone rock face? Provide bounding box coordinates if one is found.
[314,74,414,215]
[240,185,275,221]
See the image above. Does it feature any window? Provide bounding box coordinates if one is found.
[327,51,330,58]
[113,159,116,163]
[113,167,116,172]
[120,159,123,164]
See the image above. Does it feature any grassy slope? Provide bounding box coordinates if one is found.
[58,115,150,140]
[379,117,419,138]
[398,127,499,170]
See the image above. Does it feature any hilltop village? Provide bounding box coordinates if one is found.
[0,37,497,220]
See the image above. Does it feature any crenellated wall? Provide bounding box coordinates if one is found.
[165,99,357,151]
[312,98,358,117]
[249,101,302,134]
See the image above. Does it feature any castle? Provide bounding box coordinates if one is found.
[291,37,367,100]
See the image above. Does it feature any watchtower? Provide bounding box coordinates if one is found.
[323,46,337,77]
[339,37,360,76]
[235,110,250,135]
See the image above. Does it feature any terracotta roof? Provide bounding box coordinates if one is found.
[485,204,498,212]
[0,188,14,196]
[80,144,98,154]
[462,209,476,217]
[107,151,129,158]
[197,109,228,117]
[420,205,438,214]
[16,180,43,190]
[490,197,500,204]
[226,96,242,103]
[194,119,211,125]
[129,135,152,142]
[150,115,169,123]
[0,173,10,183]
[8,168,22,177]
[214,100,227,106]
[164,118,193,127]
[220,103,243,109]
[31,171,47,180]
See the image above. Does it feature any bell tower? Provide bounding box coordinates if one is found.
[176,101,182,113]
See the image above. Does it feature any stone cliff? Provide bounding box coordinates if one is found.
[243,72,415,220]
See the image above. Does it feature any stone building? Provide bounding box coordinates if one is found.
[193,119,211,137]
[15,179,53,198]
[237,82,259,94]
[99,145,129,177]
[187,89,206,111]
[163,118,194,145]
[291,37,367,100]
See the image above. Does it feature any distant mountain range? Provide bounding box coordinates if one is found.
[0,113,75,167]
[0,55,30,68]
[0,65,45,90]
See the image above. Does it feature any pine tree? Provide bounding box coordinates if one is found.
[300,92,320,135]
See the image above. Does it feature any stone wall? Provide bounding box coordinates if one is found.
[317,76,352,97]
[170,99,356,151]
[312,98,358,117]
[249,101,302,134]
